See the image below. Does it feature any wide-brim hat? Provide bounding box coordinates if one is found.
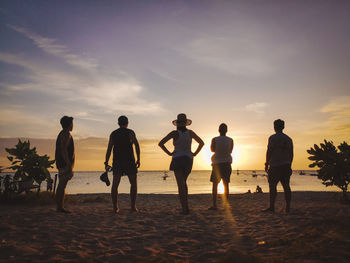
[172,113,192,126]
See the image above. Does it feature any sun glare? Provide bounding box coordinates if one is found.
[232,145,241,168]
[201,144,213,167]
[218,181,224,194]
[197,137,245,170]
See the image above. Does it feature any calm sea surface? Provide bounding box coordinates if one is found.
[46,170,338,194]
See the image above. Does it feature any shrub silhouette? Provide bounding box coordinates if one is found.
[6,139,55,191]
[307,140,350,200]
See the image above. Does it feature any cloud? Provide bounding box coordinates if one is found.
[80,79,163,114]
[0,52,42,76]
[321,96,350,133]
[0,51,163,115]
[8,25,98,71]
[1,23,164,116]
[245,102,269,114]
[321,96,350,114]
[179,37,274,76]
[0,107,58,138]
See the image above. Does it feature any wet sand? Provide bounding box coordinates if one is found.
[1,192,349,262]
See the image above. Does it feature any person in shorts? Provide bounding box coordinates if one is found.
[55,116,75,213]
[209,123,233,210]
[158,113,204,215]
[264,119,293,213]
[105,115,140,213]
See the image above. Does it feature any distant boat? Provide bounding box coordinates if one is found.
[162,171,169,181]
[299,171,306,175]
[252,171,257,177]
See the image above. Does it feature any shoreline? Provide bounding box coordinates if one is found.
[1,191,349,262]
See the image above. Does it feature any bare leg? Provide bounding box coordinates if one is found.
[111,173,121,213]
[128,174,138,211]
[281,178,291,213]
[174,170,189,214]
[56,177,68,212]
[268,181,277,212]
[211,182,218,209]
[223,181,229,199]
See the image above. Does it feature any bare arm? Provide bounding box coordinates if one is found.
[130,131,141,168]
[210,138,216,152]
[290,139,294,164]
[104,134,113,169]
[190,130,204,156]
[265,137,272,172]
[230,139,234,153]
[60,132,72,171]
[71,151,75,169]
[158,131,177,156]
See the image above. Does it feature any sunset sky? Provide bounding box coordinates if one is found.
[0,0,349,171]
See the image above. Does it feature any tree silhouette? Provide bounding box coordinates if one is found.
[307,140,350,200]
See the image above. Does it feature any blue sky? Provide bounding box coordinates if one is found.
[0,0,349,169]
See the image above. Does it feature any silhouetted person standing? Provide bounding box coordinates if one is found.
[105,116,140,213]
[158,113,204,214]
[264,119,293,213]
[209,123,233,210]
[55,116,75,213]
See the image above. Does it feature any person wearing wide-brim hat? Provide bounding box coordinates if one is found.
[158,113,204,214]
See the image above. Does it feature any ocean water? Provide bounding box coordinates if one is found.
[47,170,339,195]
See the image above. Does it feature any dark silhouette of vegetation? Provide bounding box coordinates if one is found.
[5,139,55,192]
[307,140,350,200]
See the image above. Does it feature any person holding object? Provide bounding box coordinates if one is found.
[264,119,293,213]
[158,113,204,214]
[105,115,140,213]
[209,123,233,210]
[55,116,75,213]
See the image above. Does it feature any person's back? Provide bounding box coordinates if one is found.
[111,127,135,166]
[211,136,233,165]
[268,132,293,167]
[173,130,192,159]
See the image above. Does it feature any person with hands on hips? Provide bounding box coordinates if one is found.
[158,113,204,215]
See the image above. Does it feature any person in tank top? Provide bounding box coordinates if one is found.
[209,123,234,210]
[158,113,204,215]
[55,116,75,213]
[105,115,140,213]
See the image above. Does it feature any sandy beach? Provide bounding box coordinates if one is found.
[1,192,349,262]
